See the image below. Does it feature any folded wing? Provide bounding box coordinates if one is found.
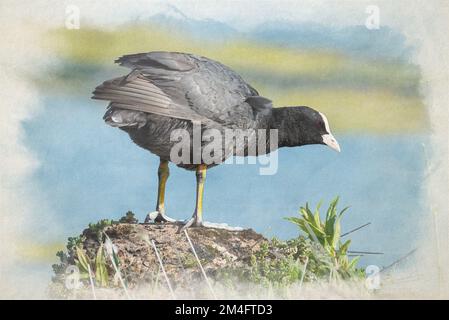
[93,51,271,127]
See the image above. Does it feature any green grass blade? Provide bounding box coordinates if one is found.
[75,246,90,273]
[95,243,109,287]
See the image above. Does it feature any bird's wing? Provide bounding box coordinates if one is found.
[92,73,207,122]
[112,51,267,126]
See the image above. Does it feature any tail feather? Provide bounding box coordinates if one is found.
[103,104,147,129]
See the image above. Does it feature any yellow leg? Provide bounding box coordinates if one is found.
[156,160,169,215]
[147,159,177,223]
[182,164,207,229]
[194,164,207,225]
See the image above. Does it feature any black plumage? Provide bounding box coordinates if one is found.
[92,51,340,227]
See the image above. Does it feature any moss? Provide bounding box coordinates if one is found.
[180,254,197,269]
[216,235,363,288]
[66,235,85,251]
[52,211,136,282]
[203,244,221,257]
[87,219,114,242]
[118,211,138,224]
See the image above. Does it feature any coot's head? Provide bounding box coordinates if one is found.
[276,106,340,152]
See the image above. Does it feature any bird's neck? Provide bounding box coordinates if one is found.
[269,107,309,148]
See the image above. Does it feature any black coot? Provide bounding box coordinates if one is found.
[93,51,340,229]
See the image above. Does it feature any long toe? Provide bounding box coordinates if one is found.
[155,213,178,223]
[178,217,203,233]
[144,211,178,223]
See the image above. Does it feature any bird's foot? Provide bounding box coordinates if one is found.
[144,211,178,224]
[179,216,203,232]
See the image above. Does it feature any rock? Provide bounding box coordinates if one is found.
[50,210,364,299]
[79,222,267,289]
